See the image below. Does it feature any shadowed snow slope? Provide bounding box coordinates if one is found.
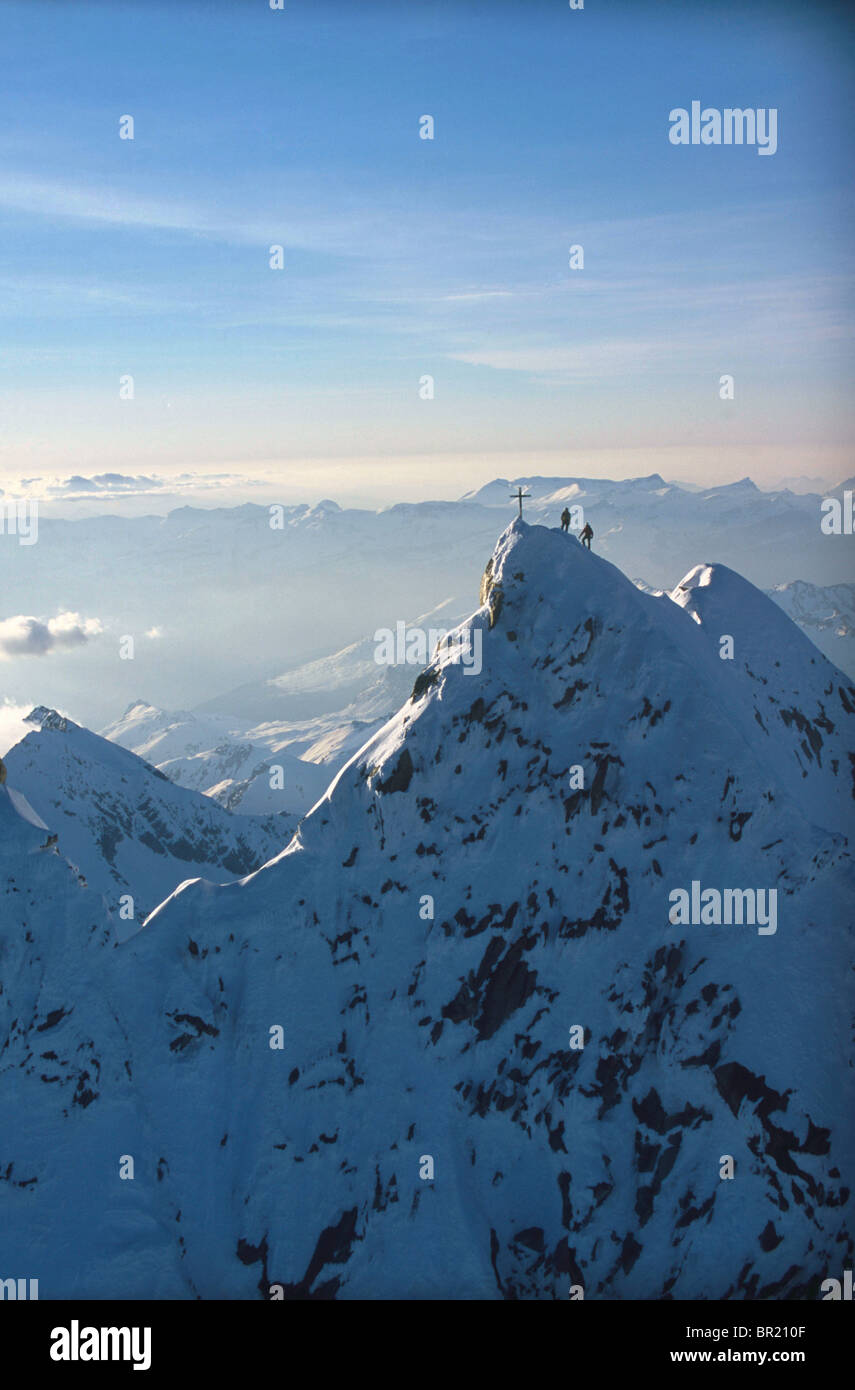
[1,522,852,1299]
[669,564,853,833]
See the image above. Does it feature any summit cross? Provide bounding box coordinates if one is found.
[511,486,531,519]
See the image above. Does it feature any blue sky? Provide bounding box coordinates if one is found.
[0,0,853,505]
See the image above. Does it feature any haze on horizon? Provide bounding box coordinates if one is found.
[0,0,853,508]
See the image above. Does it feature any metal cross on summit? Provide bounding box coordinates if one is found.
[510,486,531,519]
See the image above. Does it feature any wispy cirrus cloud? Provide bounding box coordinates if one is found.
[448,338,689,380]
[0,175,257,242]
[0,173,394,258]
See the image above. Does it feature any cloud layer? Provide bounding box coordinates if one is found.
[0,701,34,757]
[7,472,264,503]
[0,612,103,659]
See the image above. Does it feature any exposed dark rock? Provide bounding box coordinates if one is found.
[377,749,414,795]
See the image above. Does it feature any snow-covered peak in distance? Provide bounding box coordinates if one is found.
[101,699,211,762]
[3,521,852,1298]
[4,707,294,923]
[765,580,855,679]
[460,473,671,507]
[463,473,772,513]
[768,579,855,633]
[100,699,330,817]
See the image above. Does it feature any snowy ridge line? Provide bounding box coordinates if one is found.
[1,519,852,1299]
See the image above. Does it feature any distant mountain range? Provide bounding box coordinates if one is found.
[765,580,855,678]
[1,474,850,731]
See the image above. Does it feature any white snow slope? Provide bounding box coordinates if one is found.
[0,522,851,1299]
[3,707,294,924]
[100,701,331,818]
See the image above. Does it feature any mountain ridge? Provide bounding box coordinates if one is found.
[3,706,295,924]
[2,521,851,1299]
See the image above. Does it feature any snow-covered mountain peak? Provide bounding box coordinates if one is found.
[668,560,854,830]
[4,713,294,923]
[3,520,851,1300]
[672,560,776,622]
[24,704,72,733]
[670,560,842,671]
[241,519,851,877]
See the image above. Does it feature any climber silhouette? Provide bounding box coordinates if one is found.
[560,507,571,533]
[580,522,593,550]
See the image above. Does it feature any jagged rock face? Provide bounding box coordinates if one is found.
[1,522,852,1299]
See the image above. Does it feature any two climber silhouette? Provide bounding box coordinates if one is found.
[509,490,593,548]
[560,507,593,549]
